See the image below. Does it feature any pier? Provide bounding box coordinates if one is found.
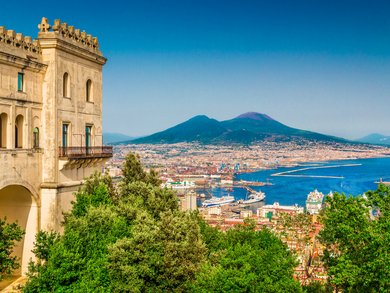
[271,163,361,179]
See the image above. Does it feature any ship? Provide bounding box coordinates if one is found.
[306,189,325,214]
[202,195,235,207]
[242,190,266,204]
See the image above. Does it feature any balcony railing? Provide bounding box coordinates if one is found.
[59,146,113,159]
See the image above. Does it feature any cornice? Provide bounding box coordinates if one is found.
[0,51,47,72]
[39,37,107,65]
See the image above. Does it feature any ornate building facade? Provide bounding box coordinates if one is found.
[0,17,112,275]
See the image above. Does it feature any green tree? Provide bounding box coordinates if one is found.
[24,153,303,292]
[24,154,203,292]
[302,281,333,293]
[108,210,206,292]
[121,153,161,187]
[319,185,390,292]
[25,206,129,292]
[117,181,178,220]
[192,222,301,292]
[0,218,24,281]
[81,171,117,200]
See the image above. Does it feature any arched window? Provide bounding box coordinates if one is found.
[0,113,8,148]
[86,79,92,102]
[63,72,70,97]
[15,115,24,148]
[33,127,39,148]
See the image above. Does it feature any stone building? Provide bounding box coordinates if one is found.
[0,17,112,275]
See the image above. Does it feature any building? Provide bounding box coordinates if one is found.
[181,192,197,211]
[0,17,112,275]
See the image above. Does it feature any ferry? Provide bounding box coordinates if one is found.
[242,190,265,204]
[202,195,235,207]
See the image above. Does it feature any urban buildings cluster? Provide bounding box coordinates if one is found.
[106,141,389,179]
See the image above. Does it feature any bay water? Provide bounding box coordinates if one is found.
[210,157,390,207]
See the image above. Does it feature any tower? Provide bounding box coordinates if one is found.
[0,17,112,275]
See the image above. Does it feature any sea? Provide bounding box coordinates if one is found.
[208,157,390,207]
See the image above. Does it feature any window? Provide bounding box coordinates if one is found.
[85,125,92,147]
[63,72,70,97]
[33,127,39,148]
[86,79,92,102]
[62,123,69,147]
[0,113,7,148]
[15,115,23,148]
[85,125,92,155]
[17,73,24,92]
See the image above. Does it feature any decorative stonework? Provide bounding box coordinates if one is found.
[0,26,41,54]
[39,17,100,52]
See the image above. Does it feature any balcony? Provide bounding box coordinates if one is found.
[59,146,113,159]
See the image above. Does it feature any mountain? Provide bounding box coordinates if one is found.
[129,115,226,144]
[131,112,346,145]
[356,133,390,146]
[103,132,135,144]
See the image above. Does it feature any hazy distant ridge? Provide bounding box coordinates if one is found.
[129,112,346,144]
[356,133,390,146]
[103,133,135,144]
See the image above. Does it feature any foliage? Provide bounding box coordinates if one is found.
[25,206,129,292]
[30,231,60,262]
[319,184,390,292]
[117,181,178,220]
[302,281,333,293]
[0,218,24,280]
[24,153,202,292]
[24,152,301,292]
[192,221,301,292]
[121,153,161,187]
[108,210,206,292]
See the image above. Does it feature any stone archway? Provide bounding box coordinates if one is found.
[0,185,39,276]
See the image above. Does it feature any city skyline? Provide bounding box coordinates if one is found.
[2,0,389,139]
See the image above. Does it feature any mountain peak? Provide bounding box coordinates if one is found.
[188,115,211,121]
[131,112,345,144]
[236,112,274,121]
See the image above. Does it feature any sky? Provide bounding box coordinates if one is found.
[1,0,390,139]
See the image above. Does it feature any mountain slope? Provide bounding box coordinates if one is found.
[357,133,390,145]
[131,112,346,144]
[132,115,226,144]
[103,132,135,144]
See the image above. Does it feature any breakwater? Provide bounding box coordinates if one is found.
[271,163,362,179]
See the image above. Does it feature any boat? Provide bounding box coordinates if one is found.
[306,189,325,214]
[202,195,235,207]
[242,190,265,204]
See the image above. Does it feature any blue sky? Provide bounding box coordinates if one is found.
[1,0,390,138]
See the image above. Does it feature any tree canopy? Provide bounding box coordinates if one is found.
[23,152,301,292]
[319,184,390,292]
[0,218,24,281]
[192,219,301,292]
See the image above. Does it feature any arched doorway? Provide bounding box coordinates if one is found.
[0,185,38,275]
[0,113,8,148]
[15,115,24,148]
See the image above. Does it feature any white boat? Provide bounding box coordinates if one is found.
[242,191,265,204]
[306,189,324,214]
[202,195,235,207]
